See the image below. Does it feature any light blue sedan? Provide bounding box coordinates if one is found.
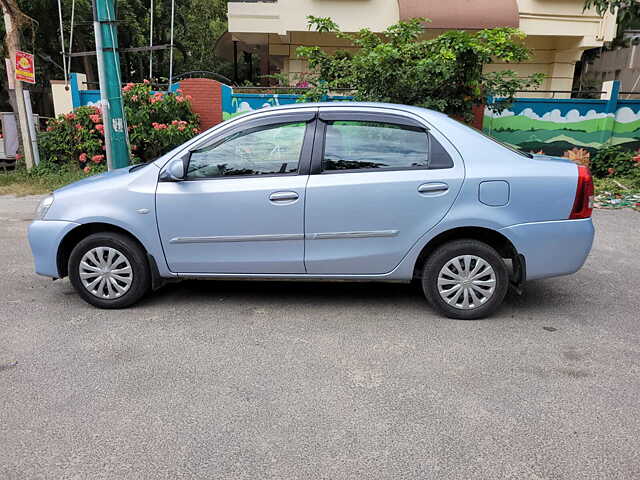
[28,103,595,319]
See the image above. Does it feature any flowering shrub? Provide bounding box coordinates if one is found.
[123,81,199,162]
[590,145,640,178]
[39,81,199,174]
[38,106,108,175]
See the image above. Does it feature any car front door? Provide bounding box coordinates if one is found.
[304,108,464,275]
[156,110,316,274]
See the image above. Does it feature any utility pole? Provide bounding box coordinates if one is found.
[92,0,129,170]
[2,3,34,170]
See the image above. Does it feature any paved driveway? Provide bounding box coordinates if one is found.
[1,195,639,479]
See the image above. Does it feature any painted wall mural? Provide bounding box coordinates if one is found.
[483,85,640,156]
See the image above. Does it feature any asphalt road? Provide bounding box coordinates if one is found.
[1,195,639,480]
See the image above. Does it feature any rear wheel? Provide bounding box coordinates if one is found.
[422,239,509,320]
[68,232,150,309]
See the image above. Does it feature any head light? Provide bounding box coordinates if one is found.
[34,194,54,220]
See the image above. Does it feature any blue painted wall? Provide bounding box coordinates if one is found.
[221,83,352,120]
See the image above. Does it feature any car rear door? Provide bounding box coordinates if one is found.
[304,107,464,275]
[156,110,316,274]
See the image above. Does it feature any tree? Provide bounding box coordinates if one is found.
[584,0,640,34]
[0,0,231,115]
[297,17,543,122]
[1,0,37,165]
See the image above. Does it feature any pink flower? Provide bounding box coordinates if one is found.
[79,153,88,163]
[75,123,83,130]
[131,95,138,101]
[83,166,91,173]
[66,113,76,120]
[123,83,135,92]
[89,114,101,123]
[176,88,183,93]
[143,79,150,84]
[192,128,199,133]
[91,154,104,164]
[16,153,23,160]
[178,125,185,131]
[131,144,138,151]
[96,124,104,134]
[175,96,184,102]
[152,122,167,130]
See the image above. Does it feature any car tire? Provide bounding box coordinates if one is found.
[422,239,509,320]
[68,232,150,309]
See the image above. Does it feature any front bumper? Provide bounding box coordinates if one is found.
[28,220,80,278]
[500,218,594,281]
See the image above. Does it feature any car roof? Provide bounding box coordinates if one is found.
[234,101,452,125]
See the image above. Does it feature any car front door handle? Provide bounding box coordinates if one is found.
[269,191,299,203]
[418,182,449,195]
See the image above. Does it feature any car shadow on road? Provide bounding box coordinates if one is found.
[139,277,572,317]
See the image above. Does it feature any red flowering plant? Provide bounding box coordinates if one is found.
[39,106,107,175]
[590,145,640,178]
[39,81,199,175]
[122,82,199,163]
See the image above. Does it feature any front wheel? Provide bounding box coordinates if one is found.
[422,239,509,320]
[68,232,150,309]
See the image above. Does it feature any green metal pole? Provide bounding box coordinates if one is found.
[93,0,129,170]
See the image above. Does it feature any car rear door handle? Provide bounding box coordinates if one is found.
[418,182,449,195]
[269,191,299,203]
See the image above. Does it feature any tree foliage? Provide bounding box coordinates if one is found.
[584,0,640,34]
[297,17,544,121]
[0,0,230,113]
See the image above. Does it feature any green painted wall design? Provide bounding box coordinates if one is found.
[483,83,640,156]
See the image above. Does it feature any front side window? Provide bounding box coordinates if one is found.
[322,121,430,172]
[187,122,307,179]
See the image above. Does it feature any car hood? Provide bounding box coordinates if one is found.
[54,165,149,194]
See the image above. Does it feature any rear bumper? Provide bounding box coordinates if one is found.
[28,220,79,278]
[499,218,594,281]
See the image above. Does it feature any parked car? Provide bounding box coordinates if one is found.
[28,103,595,319]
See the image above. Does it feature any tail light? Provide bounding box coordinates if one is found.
[569,165,594,219]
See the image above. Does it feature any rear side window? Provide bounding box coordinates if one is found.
[322,120,452,172]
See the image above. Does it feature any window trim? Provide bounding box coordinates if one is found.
[311,113,435,175]
[182,112,317,181]
[317,111,427,129]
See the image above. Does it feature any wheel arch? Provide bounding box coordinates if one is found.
[56,222,148,279]
[412,226,525,285]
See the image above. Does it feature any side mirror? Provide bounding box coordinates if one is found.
[159,155,187,182]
